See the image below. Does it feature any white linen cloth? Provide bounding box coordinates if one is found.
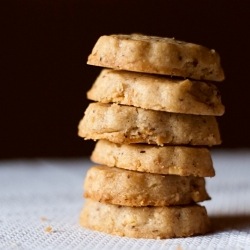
[0,150,250,250]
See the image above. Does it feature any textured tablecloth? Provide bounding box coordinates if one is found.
[1,150,250,250]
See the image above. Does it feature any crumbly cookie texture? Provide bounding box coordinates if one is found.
[78,103,221,146]
[91,140,215,177]
[87,69,225,116]
[84,165,210,206]
[80,199,211,239]
[87,34,224,81]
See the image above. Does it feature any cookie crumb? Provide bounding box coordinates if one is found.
[41,216,48,221]
[176,245,183,250]
[45,226,53,233]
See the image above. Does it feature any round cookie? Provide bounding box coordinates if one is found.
[87,34,224,81]
[87,69,225,116]
[80,199,211,239]
[78,103,221,146]
[84,165,210,206]
[91,140,215,177]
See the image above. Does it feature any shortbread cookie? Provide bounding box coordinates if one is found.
[91,140,215,177]
[87,69,225,116]
[80,199,210,239]
[87,34,224,81]
[84,165,210,206]
[78,103,221,146]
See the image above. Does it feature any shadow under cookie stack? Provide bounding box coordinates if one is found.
[78,34,225,239]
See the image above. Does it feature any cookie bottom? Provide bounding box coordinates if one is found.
[80,199,210,239]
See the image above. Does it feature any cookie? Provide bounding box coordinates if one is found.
[87,34,224,81]
[91,140,215,177]
[84,165,210,206]
[80,199,210,239]
[87,69,225,116]
[78,103,221,146]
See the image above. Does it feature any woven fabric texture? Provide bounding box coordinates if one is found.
[0,151,250,250]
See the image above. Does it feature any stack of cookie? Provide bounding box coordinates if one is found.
[78,34,225,239]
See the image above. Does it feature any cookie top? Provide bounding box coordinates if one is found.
[91,140,215,177]
[78,103,221,146]
[87,34,224,81]
[87,69,225,116]
[84,165,210,207]
[80,199,210,239]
